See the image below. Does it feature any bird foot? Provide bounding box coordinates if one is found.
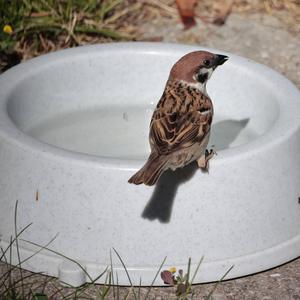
[197,149,216,172]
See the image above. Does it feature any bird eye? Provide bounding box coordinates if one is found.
[203,59,210,67]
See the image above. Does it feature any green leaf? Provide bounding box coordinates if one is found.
[75,25,125,40]
[99,0,122,20]
[205,265,234,300]
[34,293,49,300]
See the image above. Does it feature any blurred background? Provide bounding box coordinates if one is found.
[1,0,299,85]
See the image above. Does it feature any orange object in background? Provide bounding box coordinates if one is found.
[176,0,197,29]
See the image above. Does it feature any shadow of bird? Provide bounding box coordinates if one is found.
[142,118,249,223]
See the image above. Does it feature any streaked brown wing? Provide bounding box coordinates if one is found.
[149,110,211,155]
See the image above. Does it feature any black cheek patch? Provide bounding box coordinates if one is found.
[197,72,208,83]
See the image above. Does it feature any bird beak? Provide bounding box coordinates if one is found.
[215,54,228,66]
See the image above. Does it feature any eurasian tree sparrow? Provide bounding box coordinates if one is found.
[128,51,228,186]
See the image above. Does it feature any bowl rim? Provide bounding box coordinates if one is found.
[0,42,299,170]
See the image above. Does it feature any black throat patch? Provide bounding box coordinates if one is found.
[197,72,208,83]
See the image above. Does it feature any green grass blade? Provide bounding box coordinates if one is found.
[205,265,234,300]
[33,292,49,300]
[116,271,120,300]
[21,238,94,283]
[112,248,137,300]
[144,256,167,300]
[137,277,142,300]
[9,236,13,293]
[75,25,125,39]
[0,222,33,261]
[14,200,25,300]
[100,270,111,299]
[99,0,122,20]
[185,257,191,290]
[110,250,116,299]
[191,256,204,285]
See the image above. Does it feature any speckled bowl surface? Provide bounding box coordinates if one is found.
[0,42,300,286]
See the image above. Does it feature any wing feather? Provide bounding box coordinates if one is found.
[150,110,211,155]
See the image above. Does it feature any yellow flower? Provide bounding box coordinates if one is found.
[168,267,177,274]
[3,25,13,34]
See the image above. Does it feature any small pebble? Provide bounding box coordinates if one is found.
[269,273,281,277]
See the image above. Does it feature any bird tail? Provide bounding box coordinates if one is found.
[128,153,167,186]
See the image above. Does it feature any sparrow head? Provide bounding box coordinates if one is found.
[169,51,228,90]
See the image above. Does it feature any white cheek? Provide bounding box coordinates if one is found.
[183,68,214,96]
[207,68,213,79]
[199,67,213,79]
[181,80,208,95]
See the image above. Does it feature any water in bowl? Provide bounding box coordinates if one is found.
[26,106,258,159]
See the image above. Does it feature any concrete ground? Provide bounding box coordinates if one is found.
[1,8,300,300]
[142,12,300,88]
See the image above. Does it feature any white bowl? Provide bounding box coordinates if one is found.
[0,43,300,286]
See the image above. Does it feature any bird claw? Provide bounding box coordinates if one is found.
[205,148,217,159]
[198,148,216,172]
